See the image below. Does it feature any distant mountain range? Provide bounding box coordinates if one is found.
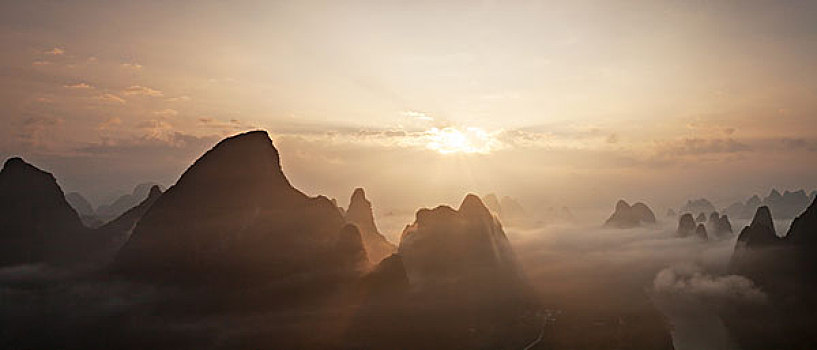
[604,199,656,228]
[0,130,674,349]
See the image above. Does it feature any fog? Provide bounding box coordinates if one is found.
[0,205,770,349]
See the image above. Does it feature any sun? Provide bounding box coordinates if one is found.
[425,127,499,154]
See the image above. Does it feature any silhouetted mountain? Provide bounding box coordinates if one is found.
[716,214,733,237]
[604,200,655,228]
[65,191,105,227]
[95,186,162,256]
[480,193,545,227]
[725,189,813,220]
[0,158,97,266]
[114,131,367,285]
[482,193,502,215]
[545,205,576,223]
[65,192,94,216]
[345,188,396,264]
[358,253,409,297]
[96,182,163,221]
[677,213,696,237]
[724,200,817,349]
[499,195,528,223]
[704,211,732,238]
[694,223,708,240]
[398,194,521,290]
[681,198,716,216]
[767,189,810,219]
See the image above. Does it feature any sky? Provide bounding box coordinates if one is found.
[1,0,816,220]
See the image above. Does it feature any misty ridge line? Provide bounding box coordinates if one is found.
[1,129,816,350]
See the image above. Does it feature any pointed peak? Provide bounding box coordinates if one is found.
[616,199,631,210]
[750,206,775,234]
[459,194,491,218]
[3,157,25,168]
[769,189,782,198]
[148,185,162,198]
[2,157,41,173]
[351,187,367,202]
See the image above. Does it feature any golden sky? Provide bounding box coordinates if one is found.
[1,0,816,215]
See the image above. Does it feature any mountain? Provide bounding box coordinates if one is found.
[482,193,502,215]
[0,158,95,266]
[358,253,410,297]
[723,200,817,349]
[65,192,94,216]
[344,188,396,264]
[704,211,733,238]
[114,131,368,285]
[65,191,105,227]
[725,190,813,220]
[681,198,716,215]
[481,193,536,227]
[96,182,163,221]
[398,194,521,289]
[694,212,707,223]
[95,186,162,253]
[676,213,696,237]
[603,200,656,228]
[694,223,708,240]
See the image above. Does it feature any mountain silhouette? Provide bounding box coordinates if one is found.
[676,213,696,237]
[705,211,733,238]
[0,158,168,267]
[724,189,813,220]
[344,188,397,264]
[604,200,656,228]
[94,185,163,258]
[65,191,105,227]
[681,198,716,216]
[114,130,367,285]
[96,182,164,221]
[358,253,410,297]
[694,223,708,240]
[398,194,521,289]
[65,192,94,216]
[724,200,817,349]
[0,158,95,266]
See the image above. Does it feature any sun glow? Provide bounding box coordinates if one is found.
[425,127,499,154]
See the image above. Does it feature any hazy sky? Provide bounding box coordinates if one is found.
[1,0,816,216]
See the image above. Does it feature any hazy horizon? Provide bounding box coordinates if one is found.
[2,0,816,214]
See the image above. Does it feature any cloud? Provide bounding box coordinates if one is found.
[779,138,817,152]
[64,83,92,89]
[197,117,245,131]
[402,110,434,121]
[166,96,191,102]
[137,119,174,140]
[123,85,163,97]
[96,93,126,104]
[121,63,143,70]
[32,60,52,66]
[654,137,750,157]
[16,116,63,148]
[652,264,766,305]
[96,117,122,131]
[153,109,179,117]
[44,47,65,56]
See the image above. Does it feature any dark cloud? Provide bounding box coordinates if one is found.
[655,138,751,157]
